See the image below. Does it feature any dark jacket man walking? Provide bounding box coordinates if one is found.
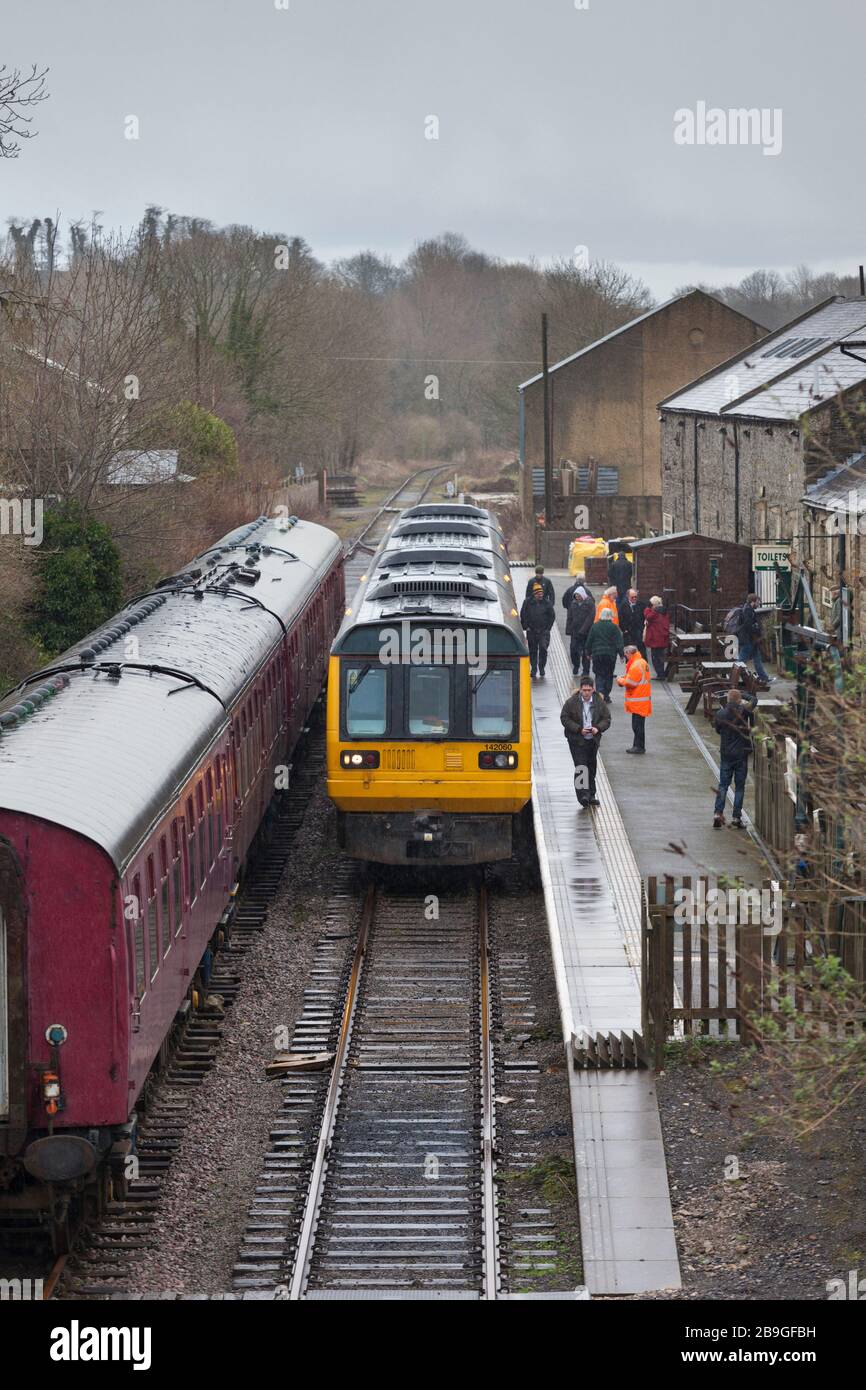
[564,583,596,678]
[560,676,611,807]
[736,595,774,684]
[713,688,757,828]
[519,583,555,678]
[525,566,555,603]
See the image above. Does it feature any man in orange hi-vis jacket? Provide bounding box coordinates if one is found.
[617,644,652,754]
[595,586,620,625]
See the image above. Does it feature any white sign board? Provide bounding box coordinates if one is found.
[753,543,791,571]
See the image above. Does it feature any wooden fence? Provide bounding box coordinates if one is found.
[641,875,866,1068]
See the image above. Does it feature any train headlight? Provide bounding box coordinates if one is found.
[341,751,380,769]
[479,752,517,769]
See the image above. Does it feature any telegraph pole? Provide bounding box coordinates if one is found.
[542,313,553,532]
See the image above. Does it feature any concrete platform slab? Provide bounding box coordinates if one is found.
[530,620,681,1296]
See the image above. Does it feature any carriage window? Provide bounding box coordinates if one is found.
[187,798,197,904]
[409,667,450,736]
[159,837,170,955]
[171,822,183,936]
[146,855,159,981]
[345,665,387,737]
[471,668,514,737]
[132,873,145,998]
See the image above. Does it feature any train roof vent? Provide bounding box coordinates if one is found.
[370,577,492,602]
[403,503,488,520]
[394,520,487,538]
[378,547,492,569]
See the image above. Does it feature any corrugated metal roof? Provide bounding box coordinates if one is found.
[518,290,760,391]
[630,530,696,548]
[107,450,194,485]
[803,453,866,511]
[661,298,866,420]
[0,515,342,869]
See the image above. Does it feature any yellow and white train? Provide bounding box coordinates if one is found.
[326,504,532,864]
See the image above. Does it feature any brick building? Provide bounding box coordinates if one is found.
[659,297,866,553]
[518,289,764,522]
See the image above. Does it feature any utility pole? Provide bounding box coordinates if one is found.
[542,313,553,535]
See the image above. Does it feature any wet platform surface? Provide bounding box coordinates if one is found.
[529,610,680,1295]
[546,571,777,883]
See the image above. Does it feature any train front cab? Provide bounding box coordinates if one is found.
[326,622,532,865]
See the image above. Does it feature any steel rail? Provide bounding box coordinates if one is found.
[344,464,449,558]
[288,882,376,1301]
[478,883,500,1299]
[42,1254,67,1300]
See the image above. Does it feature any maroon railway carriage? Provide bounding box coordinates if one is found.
[0,514,343,1243]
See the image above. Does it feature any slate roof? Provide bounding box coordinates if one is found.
[661,297,866,421]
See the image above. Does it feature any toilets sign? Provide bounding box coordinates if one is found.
[752,543,791,572]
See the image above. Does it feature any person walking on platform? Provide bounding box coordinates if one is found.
[643,596,670,679]
[617,644,652,753]
[585,608,624,702]
[608,549,633,600]
[562,571,594,612]
[735,594,775,684]
[595,586,620,625]
[565,582,596,679]
[525,565,555,604]
[560,676,611,808]
[618,587,645,654]
[713,687,757,828]
[520,582,555,679]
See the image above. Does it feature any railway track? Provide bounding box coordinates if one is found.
[235,875,513,1299]
[343,464,449,592]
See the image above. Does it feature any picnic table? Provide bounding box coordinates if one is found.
[683,658,767,717]
[666,628,714,682]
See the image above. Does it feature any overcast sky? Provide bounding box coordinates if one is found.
[2,0,861,297]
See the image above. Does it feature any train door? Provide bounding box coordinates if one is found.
[0,838,27,1153]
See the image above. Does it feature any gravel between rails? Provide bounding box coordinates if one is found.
[123,774,344,1296]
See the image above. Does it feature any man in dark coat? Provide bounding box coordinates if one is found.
[519,583,555,678]
[525,565,555,603]
[736,594,774,684]
[560,676,611,807]
[584,609,624,702]
[713,688,757,828]
[608,549,633,600]
[617,587,645,654]
[564,582,596,678]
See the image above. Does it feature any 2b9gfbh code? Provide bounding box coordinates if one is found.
[687,1326,816,1340]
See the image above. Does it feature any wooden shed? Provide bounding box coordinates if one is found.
[630,531,751,627]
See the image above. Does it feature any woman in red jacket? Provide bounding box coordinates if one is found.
[643,596,670,680]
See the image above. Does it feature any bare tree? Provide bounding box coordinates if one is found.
[0,65,49,158]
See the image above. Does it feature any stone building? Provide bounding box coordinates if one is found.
[659,297,866,553]
[518,289,764,522]
[800,453,866,646]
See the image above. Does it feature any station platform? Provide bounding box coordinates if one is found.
[545,571,779,883]
[530,620,681,1295]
